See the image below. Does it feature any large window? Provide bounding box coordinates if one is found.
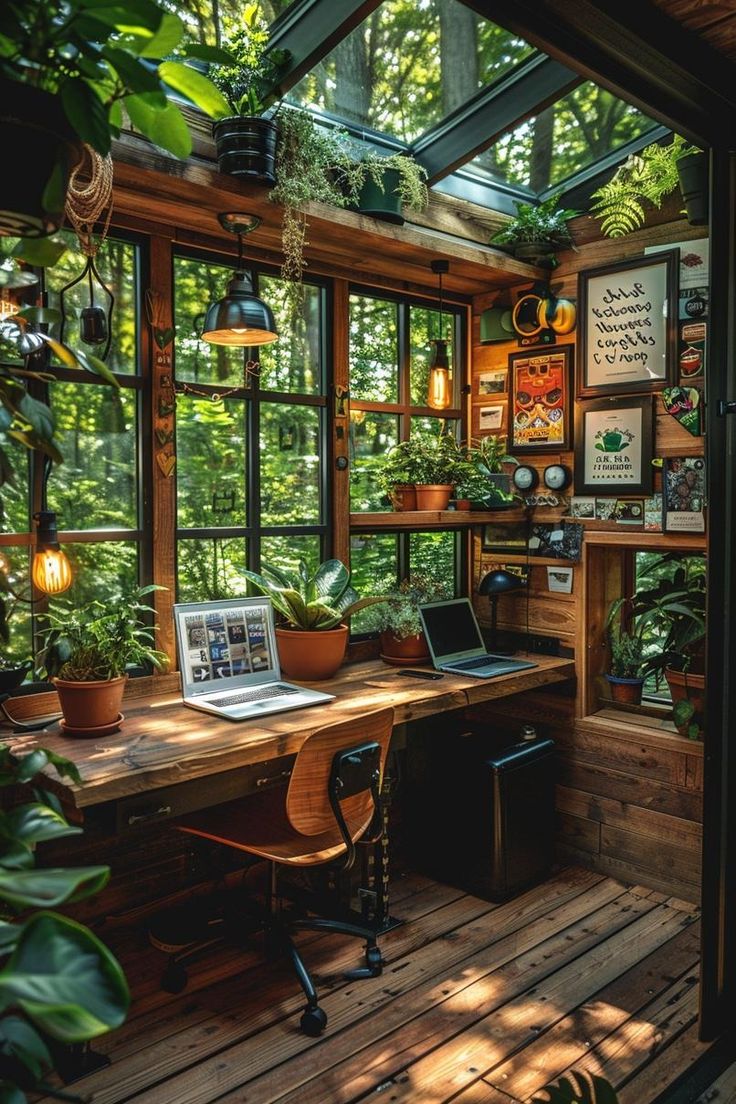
[173,254,328,601]
[634,551,706,704]
[0,233,144,665]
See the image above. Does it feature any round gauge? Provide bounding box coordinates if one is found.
[543,463,571,491]
[513,465,539,492]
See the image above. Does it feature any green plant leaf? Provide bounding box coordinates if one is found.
[183,43,236,65]
[15,394,55,442]
[14,307,62,325]
[0,1015,51,1080]
[10,239,66,268]
[72,348,120,388]
[60,79,111,155]
[0,866,109,909]
[158,60,230,119]
[313,559,350,604]
[0,911,129,1042]
[0,842,34,871]
[125,96,192,158]
[13,750,50,785]
[102,46,162,94]
[5,805,82,846]
[136,12,183,57]
[0,922,19,955]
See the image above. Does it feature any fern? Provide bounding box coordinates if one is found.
[590,135,696,238]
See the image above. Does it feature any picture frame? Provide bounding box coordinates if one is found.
[574,395,654,496]
[509,345,572,453]
[577,251,678,396]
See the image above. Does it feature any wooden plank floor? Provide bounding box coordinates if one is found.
[48,866,707,1104]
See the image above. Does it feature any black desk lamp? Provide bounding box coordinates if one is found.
[479,569,525,654]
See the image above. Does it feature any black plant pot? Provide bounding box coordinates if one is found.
[354,168,404,225]
[513,240,558,267]
[212,116,278,184]
[677,151,709,227]
[0,78,79,238]
[0,661,33,695]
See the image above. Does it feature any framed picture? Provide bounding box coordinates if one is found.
[663,457,706,532]
[577,251,678,396]
[574,395,654,495]
[509,345,572,452]
[478,404,504,432]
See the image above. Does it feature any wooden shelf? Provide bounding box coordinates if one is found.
[349,510,533,529]
[583,529,706,551]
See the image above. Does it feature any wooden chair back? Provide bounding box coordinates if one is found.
[286,707,394,837]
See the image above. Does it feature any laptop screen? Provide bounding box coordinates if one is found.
[175,599,280,694]
[419,599,485,661]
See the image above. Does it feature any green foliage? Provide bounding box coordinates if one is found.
[631,554,705,677]
[377,430,465,492]
[360,574,450,640]
[41,585,169,681]
[590,135,697,237]
[0,743,129,1101]
[491,193,578,248]
[243,558,387,631]
[0,0,229,158]
[608,631,645,679]
[208,2,289,116]
[532,1069,618,1104]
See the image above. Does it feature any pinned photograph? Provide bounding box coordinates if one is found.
[664,457,706,532]
[569,496,595,519]
[615,499,644,524]
[478,404,504,431]
[478,369,507,395]
[644,494,663,531]
[547,566,574,594]
[595,498,617,521]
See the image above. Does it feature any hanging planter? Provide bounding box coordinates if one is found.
[0,79,80,238]
[355,167,404,224]
[676,150,709,227]
[212,116,279,184]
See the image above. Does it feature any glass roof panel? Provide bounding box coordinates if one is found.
[285,0,534,144]
[465,83,658,193]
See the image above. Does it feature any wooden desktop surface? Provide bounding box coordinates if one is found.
[4,656,574,811]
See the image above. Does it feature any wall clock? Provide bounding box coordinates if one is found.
[543,463,571,491]
[512,465,539,492]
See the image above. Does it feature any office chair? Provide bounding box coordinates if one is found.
[169,706,395,1036]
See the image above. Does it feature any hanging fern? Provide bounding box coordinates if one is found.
[590,135,696,237]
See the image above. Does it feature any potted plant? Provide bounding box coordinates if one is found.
[242,559,388,680]
[376,439,421,511]
[490,192,578,267]
[0,0,230,238]
[590,134,706,237]
[339,149,429,226]
[410,431,466,511]
[208,5,290,183]
[458,435,519,509]
[41,585,169,736]
[0,742,129,1099]
[361,575,450,665]
[604,597,646,705]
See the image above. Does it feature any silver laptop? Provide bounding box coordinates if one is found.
[174,598,335,721]
[418,598,538,679]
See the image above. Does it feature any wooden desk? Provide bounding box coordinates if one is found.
[3,656,574,826]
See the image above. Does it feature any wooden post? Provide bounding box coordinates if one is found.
[332,279,350,567]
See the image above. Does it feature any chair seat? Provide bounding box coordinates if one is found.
[177,786,372,867]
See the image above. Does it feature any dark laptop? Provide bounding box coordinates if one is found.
[418,598,537,679]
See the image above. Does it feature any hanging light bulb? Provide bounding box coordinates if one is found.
[32,510,72,595]
[201,213,278,347]
[427,259,452,410]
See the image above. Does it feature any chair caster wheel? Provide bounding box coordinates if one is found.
[365,945,383,975]
[161,962,188,994]
[300,1005,327,1036]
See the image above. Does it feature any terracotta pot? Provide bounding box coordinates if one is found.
[414,484,453,511]
[605,673,645,705]
[379,631,430,666]
[665,666,706,734]
[391,483,417,511]
[53,675,127,730]
[275,625,348,681]
[453,499,472,511]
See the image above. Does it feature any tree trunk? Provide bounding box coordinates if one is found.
[333,29,372,125]
[529,107,554,192]
[440,2,479,116]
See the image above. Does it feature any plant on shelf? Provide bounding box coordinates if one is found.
[0,741,129,1101]
[604,596,647,705]
[41,585,169,734]
[361,574,451,665]
[338,146,429,225]
[0,0,231,237]
[208,3,290,183]
[490,192,578,267]
[531,1069,618,1103]
[457,435,519,508]
[376,431,465,512]
[242,558,388,680]
[590,134,706,237]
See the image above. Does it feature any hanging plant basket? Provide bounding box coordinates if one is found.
[354,167,404,225]
[676,151,709,227]
[0,79,80,238]
[212,116,278,184]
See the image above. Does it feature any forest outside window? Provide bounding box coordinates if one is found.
[174,253,328,602]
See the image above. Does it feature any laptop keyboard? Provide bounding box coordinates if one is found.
[452,656,500,670]
[204,684,300,708]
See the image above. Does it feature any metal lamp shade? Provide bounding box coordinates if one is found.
[201,274,278,347]
[479,569,524,596]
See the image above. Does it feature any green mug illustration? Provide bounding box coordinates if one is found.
[595,426,634,452]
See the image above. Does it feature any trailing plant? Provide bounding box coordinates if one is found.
[361,574,450,641]
[338,148,429,213]
[456,436,518,506]
[532,1070,618,1103]
[0,742,129,1101]
[491,193,578,251]
[41,585,169,681]
[243,559,388,632]
[208,3,289,117]
[0,0,231,160]
[590,135,698,237]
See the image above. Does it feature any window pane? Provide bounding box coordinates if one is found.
[287,1,533,144]
[411,416,459,439]
[257,278,322,394]
[261,535,322,578]
[410,531,458,592]
[176,395,247,530]
[410,305,452,407]
[174,256,243,386]
[350,532,399,633]
[0,546,32,664]
[48,382,138,530]
[177,537,247,602]
[0,443,29,535]
[349,295,399,403]
[350,411,399,512]
[46,234,138,375]
[50,541,138,611]
[260,403,321,526]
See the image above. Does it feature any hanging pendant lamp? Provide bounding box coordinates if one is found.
[32,458,72,596]
[427,259,452,410]
[201,213,278,347]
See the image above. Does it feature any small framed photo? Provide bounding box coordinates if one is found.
[614,498,644,525]
[574,395,654,495]
[663,457,706,532]
[478,369,507,395]
[547,566,574,594]
[595,498,617,521]
[569,496,595,519]
[509,345,572,453]
[478,404,504,432]
[644,493,663,531]
[577,251,678,396]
